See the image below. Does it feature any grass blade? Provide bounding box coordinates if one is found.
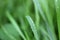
[33,0,46,21]
[6,11,26,40]
[55,0,60,40]
[26,16,39,40]
[34,0,40,29]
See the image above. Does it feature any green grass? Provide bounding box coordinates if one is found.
[0,0,60,40]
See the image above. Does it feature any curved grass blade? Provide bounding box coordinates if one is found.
[6,11,26,40]
[26,16,39,40]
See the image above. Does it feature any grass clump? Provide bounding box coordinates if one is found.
[0,0,60,40]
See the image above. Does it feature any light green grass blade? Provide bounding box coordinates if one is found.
[26,16,39,40]
[33,0,46,21]
[39,0,54,31]
[34,0,40,29]
[6,11,26,40]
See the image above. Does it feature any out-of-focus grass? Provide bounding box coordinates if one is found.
[0,0,59,40]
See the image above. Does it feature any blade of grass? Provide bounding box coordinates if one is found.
[6,11,26,40]
[26,16,39,40]
[34,0,40,29]
[19,17,30,40]
[33,0,46,21]
[34,1,41,39]
[39,0,55,31]
[55,0,60,40]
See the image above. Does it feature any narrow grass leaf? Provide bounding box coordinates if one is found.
[34,0,40,29]
[55,0,60,40]
[6,11,26,40]
[26,16,39,40]
[33,0,46,21]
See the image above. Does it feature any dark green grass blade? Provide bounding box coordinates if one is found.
[55,0,60,40]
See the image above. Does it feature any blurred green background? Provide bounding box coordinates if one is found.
[0,0,60,40]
